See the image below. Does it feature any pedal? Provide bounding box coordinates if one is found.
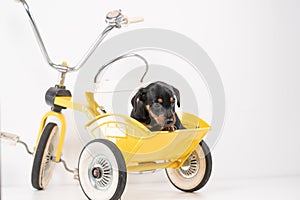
[0,132,20,145]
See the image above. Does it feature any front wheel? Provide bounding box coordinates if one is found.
[165,140,212,192]
[31,123,59,190]
[78,139,127,200]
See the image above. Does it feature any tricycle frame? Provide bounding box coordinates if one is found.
[3,0,213,199]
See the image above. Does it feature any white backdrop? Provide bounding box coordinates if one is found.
[1,0,300,187]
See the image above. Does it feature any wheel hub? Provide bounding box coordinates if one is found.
[88,155,113,190]
[92,167,103,179]
[179,152,200,178]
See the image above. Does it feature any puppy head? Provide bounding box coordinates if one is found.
[130,81,180,130]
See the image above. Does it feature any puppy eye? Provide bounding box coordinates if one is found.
[157,98,163,104]
[170,97,176,103]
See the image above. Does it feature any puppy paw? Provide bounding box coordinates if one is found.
[162,125,177,132]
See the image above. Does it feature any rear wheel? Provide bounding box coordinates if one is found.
[165,140,212,192]
[31,123,59,190]
[78,139,127,200]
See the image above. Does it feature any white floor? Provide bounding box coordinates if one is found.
[2,176,300,200]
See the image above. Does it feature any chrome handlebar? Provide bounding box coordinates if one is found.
[17,0,143,73]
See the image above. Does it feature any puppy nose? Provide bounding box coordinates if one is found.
[166,119,174,125]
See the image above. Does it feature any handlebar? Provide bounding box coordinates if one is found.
[16,0,143,73]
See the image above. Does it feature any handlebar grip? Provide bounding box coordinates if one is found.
[125,17,144,25]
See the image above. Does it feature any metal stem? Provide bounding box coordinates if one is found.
[94,53,149,83]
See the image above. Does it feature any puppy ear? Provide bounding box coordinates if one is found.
[130,88,148,122]
[172,86,181,107]
[131,87,146,107]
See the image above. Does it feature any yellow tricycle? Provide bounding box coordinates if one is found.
[1,1,212,199]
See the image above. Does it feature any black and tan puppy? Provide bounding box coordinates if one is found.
[130,81,185,131]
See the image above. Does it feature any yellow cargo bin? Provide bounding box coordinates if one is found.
[85,112,210,172]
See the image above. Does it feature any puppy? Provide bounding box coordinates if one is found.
[130,81,185,131]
